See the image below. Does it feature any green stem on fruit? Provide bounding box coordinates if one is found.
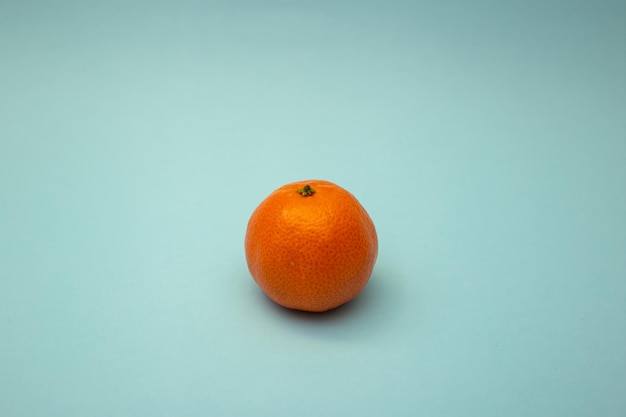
[297,185,315,197]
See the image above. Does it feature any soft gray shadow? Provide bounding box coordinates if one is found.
[259,279,377,321]
[253,266,405,341]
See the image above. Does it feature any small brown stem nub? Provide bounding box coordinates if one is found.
[297,184,315,197]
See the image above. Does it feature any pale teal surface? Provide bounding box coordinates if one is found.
[1,1,625,416]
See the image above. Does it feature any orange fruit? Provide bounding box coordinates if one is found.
[244,180,378,312]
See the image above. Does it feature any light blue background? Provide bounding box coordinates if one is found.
[1,1,625,416]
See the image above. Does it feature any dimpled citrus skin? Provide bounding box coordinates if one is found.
[244,180,378,312]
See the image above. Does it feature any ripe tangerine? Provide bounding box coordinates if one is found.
[244,180,378,312]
